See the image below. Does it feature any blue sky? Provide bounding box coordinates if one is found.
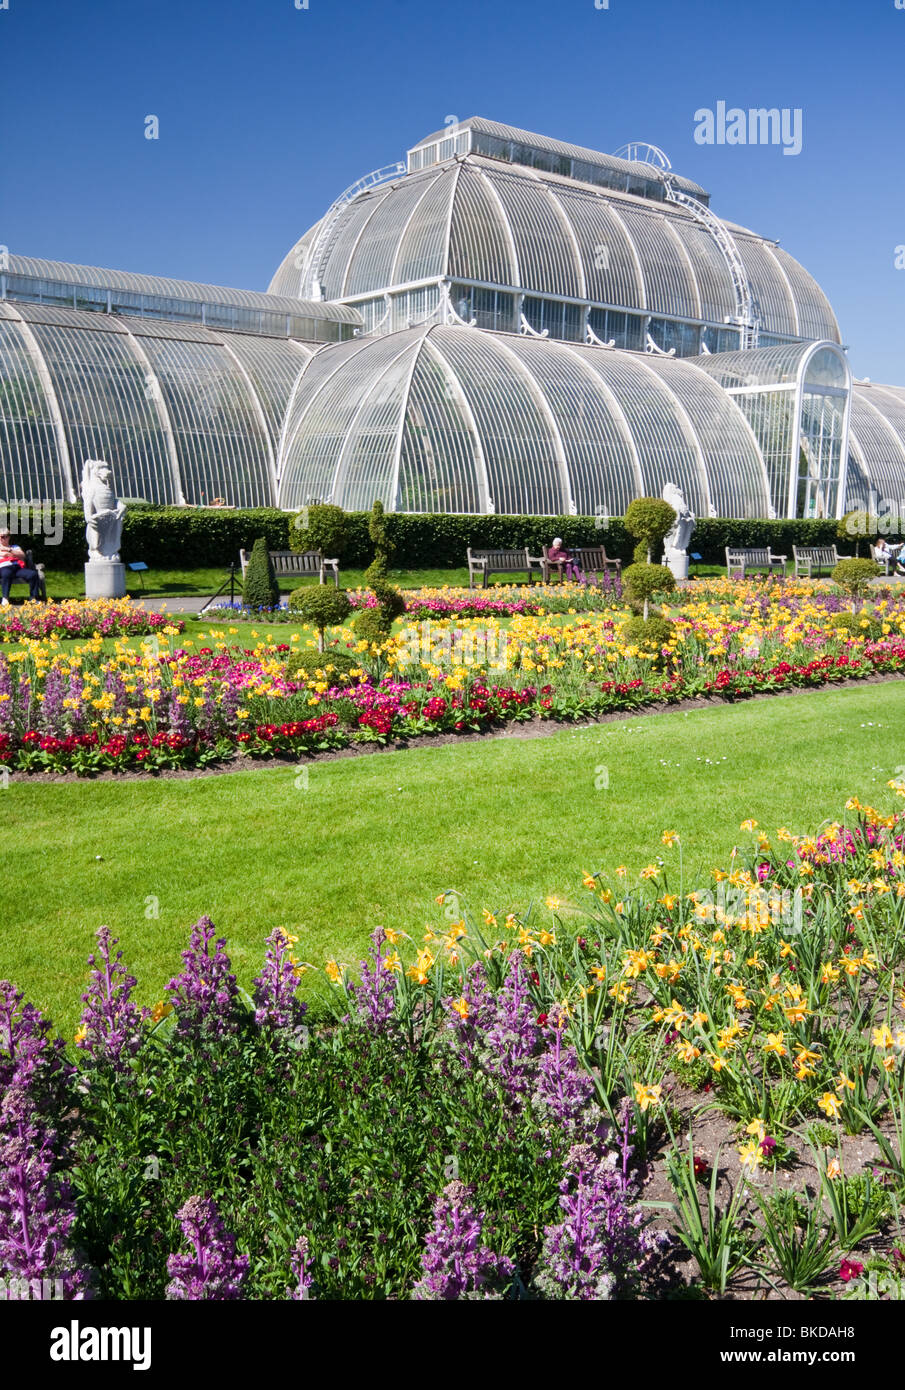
[2,0,903,381]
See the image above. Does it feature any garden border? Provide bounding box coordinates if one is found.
[8,668,903,784]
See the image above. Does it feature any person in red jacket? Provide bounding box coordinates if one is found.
[0,531,44,604]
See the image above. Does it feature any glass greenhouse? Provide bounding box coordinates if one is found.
[2,118,904,520]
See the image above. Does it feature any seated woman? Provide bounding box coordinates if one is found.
[546,537,582,582]
[0,531,44,605]
[875,536,905,577]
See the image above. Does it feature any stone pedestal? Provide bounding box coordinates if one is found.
[664,548,689,582]
[85,560,126,599]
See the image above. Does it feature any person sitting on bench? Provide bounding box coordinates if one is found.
[0,531,44,605]
[547,537,582,582]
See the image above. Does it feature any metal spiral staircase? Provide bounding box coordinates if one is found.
[300,162,406,300]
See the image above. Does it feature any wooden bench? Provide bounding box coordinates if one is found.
[725,546,787,580]
[792,545,850,578]
[2,548,47,603]
[238,549,339,588]
[531,544,622,584]
[467,547,536,589]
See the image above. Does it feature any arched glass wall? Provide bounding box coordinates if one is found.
[0,302,311,506]
[847,384,905,513]
[278,325,774,518]
[693,342,851,518]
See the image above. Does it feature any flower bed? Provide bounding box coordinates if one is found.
[0,920,666,1300]
[0,598,183,642]
[0,584,904,774]
[3,791,905,1299]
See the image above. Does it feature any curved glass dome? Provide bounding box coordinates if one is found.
[276,324,773,518]
[0,301,312,506]
[847,383,905,509]
[270,155,840,348]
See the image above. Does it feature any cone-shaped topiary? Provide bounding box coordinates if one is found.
[622,561,675,621]
[288,586,352,651]
[624,498,677,564]
[242,537,280,610]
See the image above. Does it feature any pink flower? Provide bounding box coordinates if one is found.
[838,1259,863,1283]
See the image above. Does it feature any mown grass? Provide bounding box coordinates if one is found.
[38,562,726,601]
[0,681,902,1034]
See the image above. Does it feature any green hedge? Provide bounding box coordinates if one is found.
[16,505,877,574]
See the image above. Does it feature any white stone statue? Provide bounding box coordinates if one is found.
[662,481,696,580]
[82,459,126,562]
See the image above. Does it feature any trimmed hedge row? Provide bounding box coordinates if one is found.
[19,505,868,574]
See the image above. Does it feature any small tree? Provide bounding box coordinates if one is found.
[624,498,677,564]
[622,562,675,621]
[290,503,348,559]
[837,511,866,558]
[242,537,280,609]
[288,586,352,651]
[831,557,880,614]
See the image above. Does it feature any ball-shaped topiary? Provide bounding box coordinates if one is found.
[289,502,348,558]
[624,497,677,564]
[242,536,280,609]
[830,612,882,640]
[354,606,392,646]
[622,562,676,620]
[620,615,677,651]
[831,557,881,612]
[288,585,352,650]
[286,648,360,681]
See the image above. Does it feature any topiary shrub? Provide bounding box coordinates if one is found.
[287,586,352,650]
[622,562,676,621]
[289,503,348,558]
[354,606,392,646]
[837,511,867,557]
[831,557,881,613]
[624,498,677,565]
[620,615,677,651]
[286,648,360,682]
[830,612,882,640]
[242,536,280,609]
[354,575,407,642]
[364,499,395,586]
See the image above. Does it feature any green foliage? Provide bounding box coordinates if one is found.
[665,1137,755,1294]
[753,1189,836,1294]
[287,586,352,650]
[624,497,677,563]
[832,557,881,610]
[289,502,348,558]
[364,500,396,586]
[831,612,882,639]
[354,605,393,645]
[25,503,863,576]
[242,537,279,610]
[286,648,360,682]
[620,615,677,649]
[622,561,676,620]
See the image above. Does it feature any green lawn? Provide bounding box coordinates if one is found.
[38,562,726,601]
[1,681,903,1034]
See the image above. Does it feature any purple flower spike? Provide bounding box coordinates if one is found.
[287,1235,314,1300]
[412,1182,514,1301]
[166,1196,248,1300]
[253,929,308,1040]
[352,928,397,1031]
[478,951,541,1107]
[166,918,240,1043]
[533,1142,667,1300]
[77,928,147,1072]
